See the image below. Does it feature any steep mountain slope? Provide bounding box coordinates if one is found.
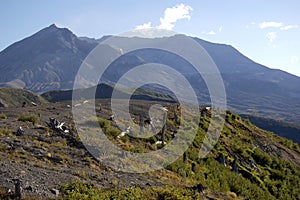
[194,38,300,124]
[0,24,97,92]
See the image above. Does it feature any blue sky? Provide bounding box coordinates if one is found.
[1,0,299,76]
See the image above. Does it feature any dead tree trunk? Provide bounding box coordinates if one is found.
[174,111,179,124]
[192,162,196,173]
[139,115,144,134]
[13,179,21,200]
[161,112,167,147]
[233,158,239,173]
[183,152,188,164]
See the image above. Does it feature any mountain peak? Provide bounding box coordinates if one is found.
[40,23,61,33]
[49,23,58,29]
[41,23,72,35]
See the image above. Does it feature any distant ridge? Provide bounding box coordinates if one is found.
[0,87,46,107]
[41,83,175,103]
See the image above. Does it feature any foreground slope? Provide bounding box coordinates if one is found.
[0,100,299,199]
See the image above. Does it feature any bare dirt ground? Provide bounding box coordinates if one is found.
[0,100,168,199]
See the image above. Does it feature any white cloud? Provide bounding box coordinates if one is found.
[135,4,192,31]
[259,21,283,29]
[135,22,152,30]
[266,32,277,43]
[280,25,298,30]
[291,56,299,64]
[157,4,193,30]
[201,30,217,35]
[258,21,298,43]
[208,30,216,35]
[259,21,298,31]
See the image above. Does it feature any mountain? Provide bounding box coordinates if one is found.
[193,38,300,124]
[0,24,97,92]
[1,24,300,127]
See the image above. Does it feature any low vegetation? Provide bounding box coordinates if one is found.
[0,113,7,119]
[0,128,12,136]
[17,113,39,125]
[60,181,225,200]
[241,114,300,145]
[0,87,46,107]
[1,100,300,199]
[59,110,300,200]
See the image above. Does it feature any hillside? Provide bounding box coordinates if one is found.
[41,83,300,146]
[0,100,300,199]
[0,87,46,107]
[41,83,175,103]
[241,114,300,145]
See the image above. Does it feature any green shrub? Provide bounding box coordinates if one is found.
[187,148,201,162]
[83,117,100,127]
[226,110,232,115]
[0,113,7,119]
[204,158,275,199]
[61,182,201,200]
[0,128,12,136]
[252,149,272,167]
[61,182,99,199]
[243,118,251,125]
[166,159,188,175]
[97,118,110,132]
[120,135,130,143]
[106,126,120,137]
[231,114,240,120]
[84,117,120,137]
[199,119,209,131]
[222,127,231,137]
[17,113,39,125]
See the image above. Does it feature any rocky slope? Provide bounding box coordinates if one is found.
[0,99,300,199]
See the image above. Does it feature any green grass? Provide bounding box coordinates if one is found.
[81,112,300,200]
[17,113,39,125]
[0,87,46,107]
[0,128,12,136]
[60,182,207,200]
[83,117,121,138]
